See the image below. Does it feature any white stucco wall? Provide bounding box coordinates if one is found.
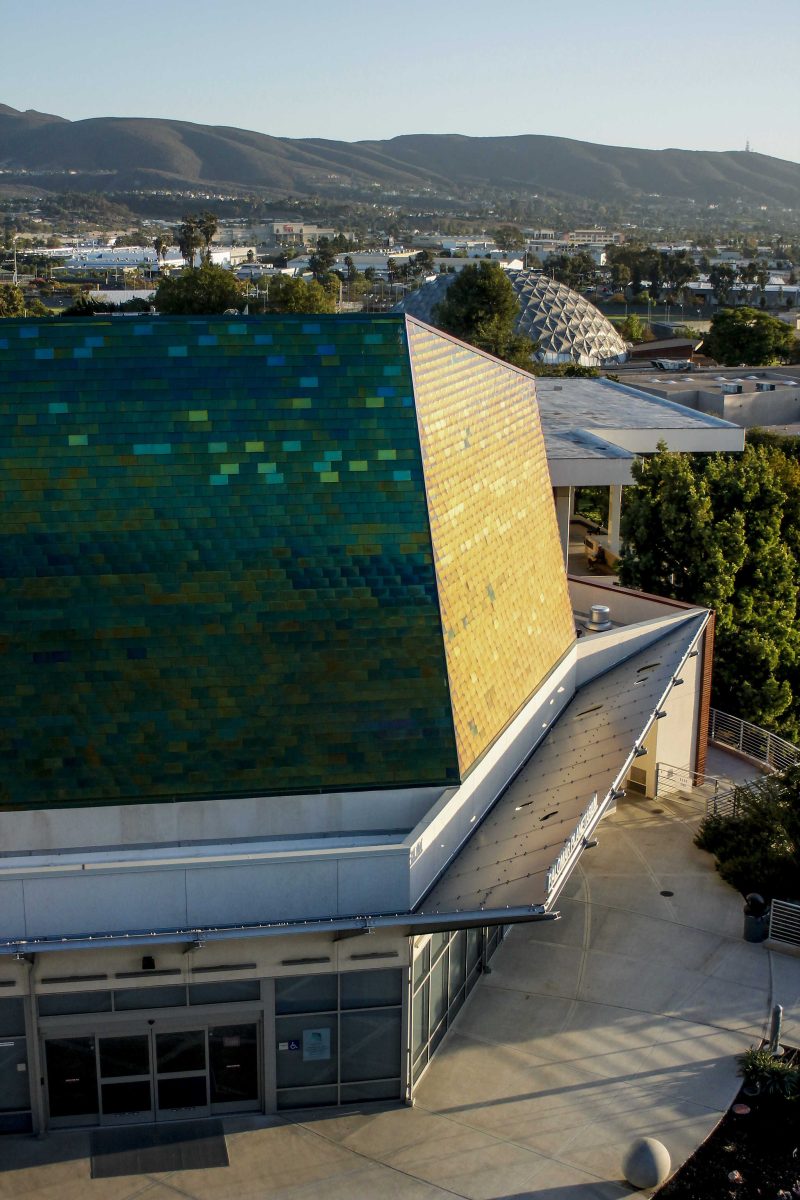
[0,785,442,857]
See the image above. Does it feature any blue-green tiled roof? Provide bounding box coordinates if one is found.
[1,315,459,808]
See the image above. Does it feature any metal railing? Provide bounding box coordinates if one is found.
[768,899,800,951]
[709,708,800,773]
[705,785,740,819]
[655,761,734,802]
[654,760,743,817]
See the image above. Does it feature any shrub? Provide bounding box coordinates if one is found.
[694,767,800,901]
[737,1046,800,1099]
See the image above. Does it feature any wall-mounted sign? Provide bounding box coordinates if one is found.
[302,1028,331,1062]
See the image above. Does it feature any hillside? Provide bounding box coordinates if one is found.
[1,105,798,207]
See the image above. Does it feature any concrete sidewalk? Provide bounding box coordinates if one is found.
[2,789,797,1200]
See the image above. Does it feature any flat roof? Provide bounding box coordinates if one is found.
[536,377,744,485]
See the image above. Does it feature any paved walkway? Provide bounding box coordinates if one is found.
[3,773,798,1199]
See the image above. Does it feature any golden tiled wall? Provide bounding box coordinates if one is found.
[408,319,575,775]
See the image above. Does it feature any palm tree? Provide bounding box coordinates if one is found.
[177,219,203,269]
[197,212,219,262]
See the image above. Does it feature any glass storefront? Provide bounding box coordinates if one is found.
[5,948,484,1131]
[410,925,506,1086]
[275,969,404,1110]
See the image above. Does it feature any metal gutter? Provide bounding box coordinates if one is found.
[0,905,559,958]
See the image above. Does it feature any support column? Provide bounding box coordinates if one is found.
[607,485,623,556]
[553,486,573,565]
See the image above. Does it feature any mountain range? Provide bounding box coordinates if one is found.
[1,105,799,208]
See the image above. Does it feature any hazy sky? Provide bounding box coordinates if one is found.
[4,0,799,162]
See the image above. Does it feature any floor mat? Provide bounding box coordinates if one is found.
[90,1119,228,1178]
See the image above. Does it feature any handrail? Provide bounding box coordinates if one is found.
[709,708,800,774]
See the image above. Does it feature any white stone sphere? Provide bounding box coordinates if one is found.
[622,1137,671,1188]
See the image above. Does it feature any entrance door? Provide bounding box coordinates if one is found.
[98,1034,154,1125]
[154,1029,210,1121]
[45,1017,261,1128]
[45,1037,99,1126]
[209,1023,260,1113]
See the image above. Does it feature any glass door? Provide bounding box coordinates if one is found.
[45,1037,99,1127]
[98,1034,153,1125]
[209,1023,260,1114]
[154,1029,210,1121]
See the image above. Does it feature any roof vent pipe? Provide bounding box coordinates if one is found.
[585,604,612,632]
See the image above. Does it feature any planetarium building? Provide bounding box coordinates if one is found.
[395,269,629,367]
[0,314,708,1132]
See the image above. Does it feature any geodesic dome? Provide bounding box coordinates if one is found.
[510,273,628,367]
[394,269,629,367]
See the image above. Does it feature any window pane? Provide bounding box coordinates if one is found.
[412,941,430,989]
[429,931,448,961]
[275,1015,337,1088]
[412,1047,428,1083]
[466,928,481,973]
[209,1024,259,1105]
[189,981,260,1006]
[275,975,337,1015]
[157,1075,207,1111]
[411,978,428,1062]
[430,952,447,1033]
[39,992,112,1018]
[448,930,466,1001]
[340,969,402,1010]
[98,1035,150,1079]
[45,1038,98,1119]
[341,1079,401,1103]
[114,986,186,1011]
[340,1009,401,1082]
[156,1030,206,1074]
[101,1080,152,1116]
[449,985,465,1022]
[0,1038,30,1112]
[0,997,26,1035]
[276,1085,337,1110]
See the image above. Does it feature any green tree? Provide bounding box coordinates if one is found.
[153,233,171,265]
[154,261,243,314]
[256,276,336,314]
[695,766,800,900]
[176,217,203,268]
[308,237,336,282]
[617,313,648,342]
[0,284,27,316]
[197,212,219,260]
[706,307,796,366]
[433,261,536,370]
[545,251,597,290]
[493,225,525,253]
[619,445,799,733]
[709,264,736,305]
[0,284,50,317]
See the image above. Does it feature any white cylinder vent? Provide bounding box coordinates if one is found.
[585,604,612,632]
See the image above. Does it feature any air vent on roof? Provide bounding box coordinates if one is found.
[585,604,612,632]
